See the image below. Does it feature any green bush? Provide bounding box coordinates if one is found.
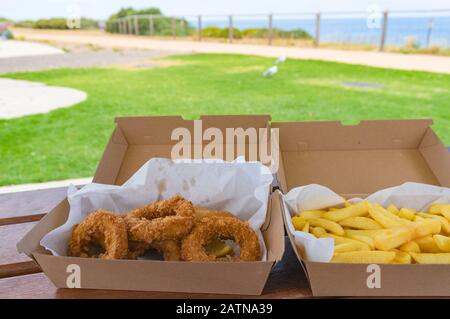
[79,18,99,29]
[106,7,193,36]
[201,27,242,39]
[13,20,34,28]
[241,27,312,39]
[31,17,98,30]
[201,26,222,38]
[33,18,68,29]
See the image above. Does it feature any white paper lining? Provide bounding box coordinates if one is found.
[283,182,450,263]
[41,157,273,260]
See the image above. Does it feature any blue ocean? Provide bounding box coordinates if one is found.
[187,15,450,48]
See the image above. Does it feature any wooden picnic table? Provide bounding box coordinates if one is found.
[0,186,312,299]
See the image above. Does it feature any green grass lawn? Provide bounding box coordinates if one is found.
[1,53,449,186]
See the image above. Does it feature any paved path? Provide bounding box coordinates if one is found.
[0,78,87,118]
[0,40,63,58]
[0,48,174,74]
[12,28,450,74]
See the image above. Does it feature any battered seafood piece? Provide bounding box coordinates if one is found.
[69,210,128,259]
[125,195,196,243]
[127,240,181,261]
[194,206,236,221]
[181,216,261,262]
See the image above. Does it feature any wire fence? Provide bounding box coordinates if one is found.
[106,9,450,50]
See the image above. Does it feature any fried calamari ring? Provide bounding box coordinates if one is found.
[127,240,181,261]
[181,216,261,262]
[125,195,195,243]
[194,206,235,222]
[69,210,128,259]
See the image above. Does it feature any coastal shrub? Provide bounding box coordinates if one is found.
[105,7,194,36]
[32,18,98,30]
[242,27,312,39]
[201,27,242,39]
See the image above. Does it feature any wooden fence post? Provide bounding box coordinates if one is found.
[426,19,433,48]
[315,12,321,47]
[172,16,176,39]
[149,16,154,36]
[379,10,388,51]
[229,15,233,43]
[198,15,202,41]
[127,16,133,34]
[268,14,273,45]
[134,16,139,35]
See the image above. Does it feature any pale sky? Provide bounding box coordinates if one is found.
[1,0,449,20]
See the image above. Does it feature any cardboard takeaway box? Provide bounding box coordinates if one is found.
[273,119,450,296]
[17,115,285,295]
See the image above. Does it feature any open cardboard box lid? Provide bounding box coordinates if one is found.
[17,115,285,295]
[273,119,450,296]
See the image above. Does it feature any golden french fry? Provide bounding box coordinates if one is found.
[433,235,450,252]
[345,234,375,249]
[398,208,416,221]
[414,236,441,253]
[413,218,441,237]
[311,227,327,238]
[302,221,310,233]
[322,201,368,222]
[368,203,404,228]
[328,207,339,211]
[297,210,324,220]
[373,226,415,251]
[393,250,412,264]
[386,204,400,215]
[344,202,352,207]
[399,241,421,253]
[334,242,370,253]
[291,216,306,231]
[331,251,396,264]
[339,216,383,230]
[428,204,450,220]
[414,215,425,222]
[320,234,371,251]
[344,229,380,238]
[309,218,345,236]
[410,252,450,264]
[417,212,450,235]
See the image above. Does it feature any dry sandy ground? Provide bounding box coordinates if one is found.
[12,28,450,74]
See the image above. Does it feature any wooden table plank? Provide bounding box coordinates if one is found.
[0,186,70,218]
[0,238,312,299]
[0,261,41,279]
[0,222,37,265]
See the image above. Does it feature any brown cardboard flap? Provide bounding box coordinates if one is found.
[272,119,448,196]
[200,115,271,130]
[93,126,128,184]
[96,115,273,185]
[273,119,432,151]
[33,253,274,295]
[114,115,271,146]
[305,261,450,296]
[419,127,450,187]
[263,191,285,262]
[17,199,70,258]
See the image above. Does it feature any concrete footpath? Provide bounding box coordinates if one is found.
[12,28,450,74]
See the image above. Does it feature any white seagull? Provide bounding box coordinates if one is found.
[262,65,278,77]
